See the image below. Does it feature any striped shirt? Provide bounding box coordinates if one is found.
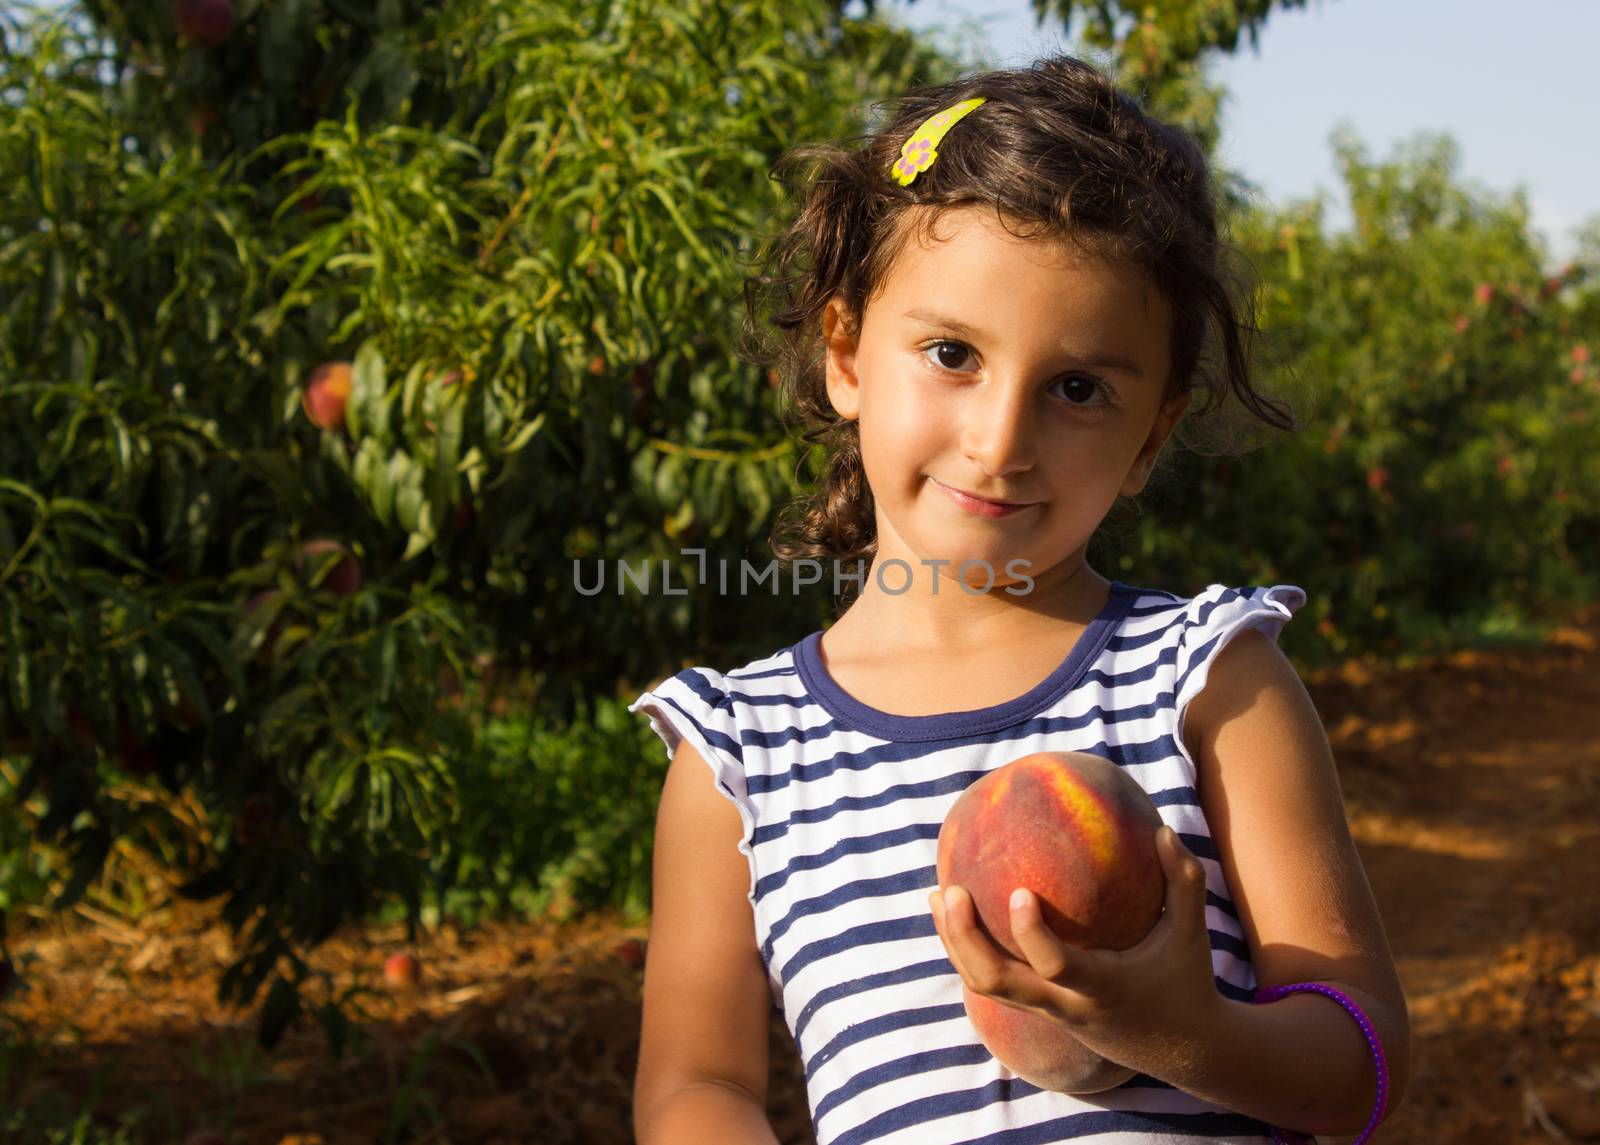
[629,581,1307,1144]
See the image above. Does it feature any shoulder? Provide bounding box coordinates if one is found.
[1182,624,1334,908]
[1183,624,1298,752]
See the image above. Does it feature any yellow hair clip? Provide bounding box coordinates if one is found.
[890,97,987,186]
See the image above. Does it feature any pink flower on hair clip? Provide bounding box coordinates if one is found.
[894,137,934,182]
[890,96,986,187]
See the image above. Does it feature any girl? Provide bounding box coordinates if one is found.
[629,55,1409,1145]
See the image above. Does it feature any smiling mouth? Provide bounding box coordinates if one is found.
[928,476,1036,518]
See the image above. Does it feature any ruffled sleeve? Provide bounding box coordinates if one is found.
[628,667,759,904]
[1173,583,1308,773]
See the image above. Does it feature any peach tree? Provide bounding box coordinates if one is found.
[0,0,970,1050]
[1107,131,1600,665]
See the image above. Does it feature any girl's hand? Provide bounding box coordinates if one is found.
[929,824,1223,1078]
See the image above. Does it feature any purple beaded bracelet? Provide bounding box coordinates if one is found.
[1250,981,1390,1145]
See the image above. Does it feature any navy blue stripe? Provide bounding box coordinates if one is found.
[1174,587,1270,701]
[806,1004,966,1081]
[1208,889,1243,923]
[751,813,1218,900]
[727,663,798,682]
[755,822,940,900]
[745,721,1196,798]
[812,1034,993,1122]
[1081,646,1173,687]
[648,690,745,766]
[1104,620,1186,657]
[750,813,1241,926]
[1208,926,1251,961]
[749,756,1200,852]
[765,863,937,965]
[951,1108,1274,1144]
[747,731,970,790]
[774,898,936,986]
[791,956,953,1045]
[829,1072,1273,1145]
[1218,976,1257,1002]
[673,666,735,712]
[751,768,984,849]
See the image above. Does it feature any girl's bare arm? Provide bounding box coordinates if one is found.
[634,739,780,1144]
[1177,627,1411,1136]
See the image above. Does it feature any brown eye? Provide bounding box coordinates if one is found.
[923,340,974,372]
[1053,374,1115,408]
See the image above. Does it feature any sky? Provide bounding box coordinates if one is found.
[886,0,1600,264]
[20,0,1596,262]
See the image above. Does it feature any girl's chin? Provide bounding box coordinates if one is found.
[906,545,1042,583]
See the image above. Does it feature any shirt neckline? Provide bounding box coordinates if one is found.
[793,580,1138,742]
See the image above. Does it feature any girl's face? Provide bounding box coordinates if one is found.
[823,205,1190,596]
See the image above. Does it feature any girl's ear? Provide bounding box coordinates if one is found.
[822,296,862,421]
[1122,388,1192,497]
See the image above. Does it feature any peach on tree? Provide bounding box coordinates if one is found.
[301,362,353,432]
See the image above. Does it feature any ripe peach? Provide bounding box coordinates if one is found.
[294,539,361,597]
[173,0,233,47]
[384,952,421,989]
[935,751,1166,1093]
[301,361,352,432]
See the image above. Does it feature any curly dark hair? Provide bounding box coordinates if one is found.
[739,54,1299,600]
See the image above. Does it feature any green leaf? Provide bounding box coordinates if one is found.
[348,341,388,444]
[500,412,546,456]
[258,976,300,1050]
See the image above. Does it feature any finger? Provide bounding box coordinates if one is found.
[1007,887,1074,982]
[931,886,975,984]
[940,885,1016,996]
[1008,887,1111,1003]
[1159,825,1207,933]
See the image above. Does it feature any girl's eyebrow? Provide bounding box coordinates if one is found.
[901,308,1146,379]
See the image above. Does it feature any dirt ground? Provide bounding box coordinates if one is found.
[4,603,1600,1144]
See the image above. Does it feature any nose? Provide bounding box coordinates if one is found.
[960,376,1036,479]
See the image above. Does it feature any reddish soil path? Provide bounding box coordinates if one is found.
[3,602,1599,1143]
